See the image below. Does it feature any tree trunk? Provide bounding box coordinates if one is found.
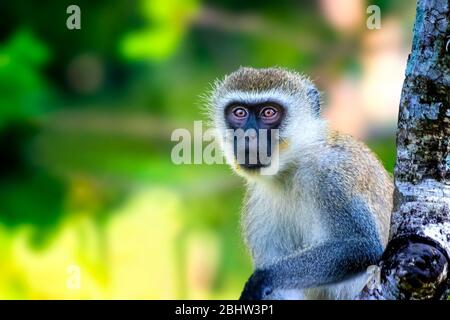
[359,0,450,300]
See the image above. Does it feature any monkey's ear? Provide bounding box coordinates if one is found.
[306,85,321,117]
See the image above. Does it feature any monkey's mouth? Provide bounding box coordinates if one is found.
[231,135,275,172]
[236,151,272,170]
[233,147,272,170]
[240,162,269,170]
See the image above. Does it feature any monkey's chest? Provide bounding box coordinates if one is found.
[244,192,326,268]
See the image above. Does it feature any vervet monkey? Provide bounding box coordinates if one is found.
[207,67,393,300]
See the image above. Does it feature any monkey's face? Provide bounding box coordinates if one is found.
[209,67,326,177]
[223,101,285,171]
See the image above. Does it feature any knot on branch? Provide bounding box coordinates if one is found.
[381,236,449,299]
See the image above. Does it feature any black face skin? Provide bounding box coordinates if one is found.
[224,102,285,169]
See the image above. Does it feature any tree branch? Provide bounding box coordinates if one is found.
[359,0,450,300]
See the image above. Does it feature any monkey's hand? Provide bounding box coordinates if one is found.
[239,269,273,300]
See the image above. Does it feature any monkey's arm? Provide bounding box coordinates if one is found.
[240,238,382,300]
[240,197,384,300]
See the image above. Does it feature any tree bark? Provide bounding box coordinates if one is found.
[359,0,450,300]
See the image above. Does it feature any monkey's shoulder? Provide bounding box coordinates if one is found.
[324,131,380,162]
[321,131,389,174]
[305,131,393,199]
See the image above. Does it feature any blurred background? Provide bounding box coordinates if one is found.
[0,0,416,299]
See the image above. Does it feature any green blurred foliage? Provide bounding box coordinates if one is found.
[367,137,397,174]
[0,30,50,130]
[121,0,200,61]
[0,30,65,248]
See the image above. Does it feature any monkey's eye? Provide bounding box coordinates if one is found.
[232,107,248,118]
[260,107,277,119]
